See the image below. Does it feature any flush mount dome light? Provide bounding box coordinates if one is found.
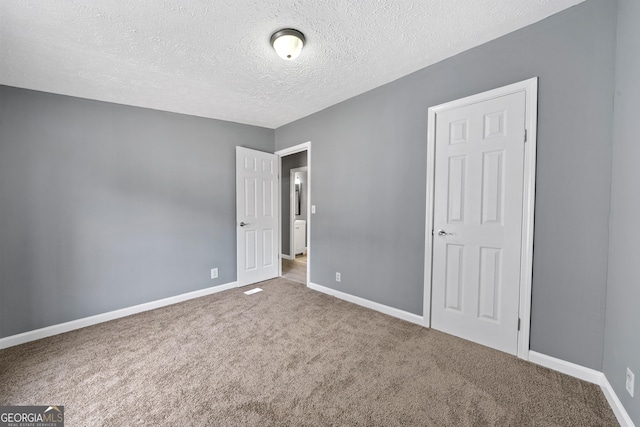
[270,29,305,60]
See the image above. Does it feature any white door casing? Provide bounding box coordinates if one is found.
[236,147,279,287]
[424,78,538,359]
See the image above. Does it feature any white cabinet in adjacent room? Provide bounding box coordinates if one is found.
[294,220,306,255]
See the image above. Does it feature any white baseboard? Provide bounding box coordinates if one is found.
[281,253,294,260]
[601,375,636,427]
[528,351,603,384]
[0,281,237,350]
[308,282,423,326]
[529,351,635,427]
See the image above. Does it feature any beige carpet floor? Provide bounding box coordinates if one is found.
[0,278,617,426]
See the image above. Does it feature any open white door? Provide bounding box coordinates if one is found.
[430,89,527,355]
[236,147,279,287]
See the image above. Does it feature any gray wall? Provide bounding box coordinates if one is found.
[276,0,616,370]
[603,0,640,422]
[280,151,307,256]
[0,85,274,338]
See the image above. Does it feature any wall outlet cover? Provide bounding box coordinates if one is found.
[335,272,341,282]
[626,367,635,397]
[210,268,218,279]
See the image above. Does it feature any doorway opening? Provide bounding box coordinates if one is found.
[276,142,311,285]
[283,166,308,283]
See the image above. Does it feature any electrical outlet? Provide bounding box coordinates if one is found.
[626,368,635,397]
[335,272,341,282]
[311,205,316,214]
[210,268,218,279]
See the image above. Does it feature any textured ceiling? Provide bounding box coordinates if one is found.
[0,0,584,129]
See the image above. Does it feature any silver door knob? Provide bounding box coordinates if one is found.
[437,229,448,236]
[240,222,250,227]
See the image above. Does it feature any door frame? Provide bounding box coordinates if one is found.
[275,141,312,286]
[289,166,308,258]
[423,78,538,360]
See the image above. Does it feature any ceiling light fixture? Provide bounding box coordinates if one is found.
[270,29,305,60]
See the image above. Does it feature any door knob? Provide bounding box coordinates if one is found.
[240,222,250,227]
[437,229,449,236]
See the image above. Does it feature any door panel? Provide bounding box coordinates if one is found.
[481,151,505,225]
[447,155,467,223]
[236,147,279,287]
[478,246,501,320]
[244,178,257,218]
[444,244,464,311]
[431,91,526,355]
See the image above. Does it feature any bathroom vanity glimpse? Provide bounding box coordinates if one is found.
[294,220,306,255]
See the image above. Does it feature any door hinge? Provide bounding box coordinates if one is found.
[524,129,528,143]
[517,318,521,331]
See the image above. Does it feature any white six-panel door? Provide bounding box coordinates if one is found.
[430,90,527,355]
[236,147,279,287]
